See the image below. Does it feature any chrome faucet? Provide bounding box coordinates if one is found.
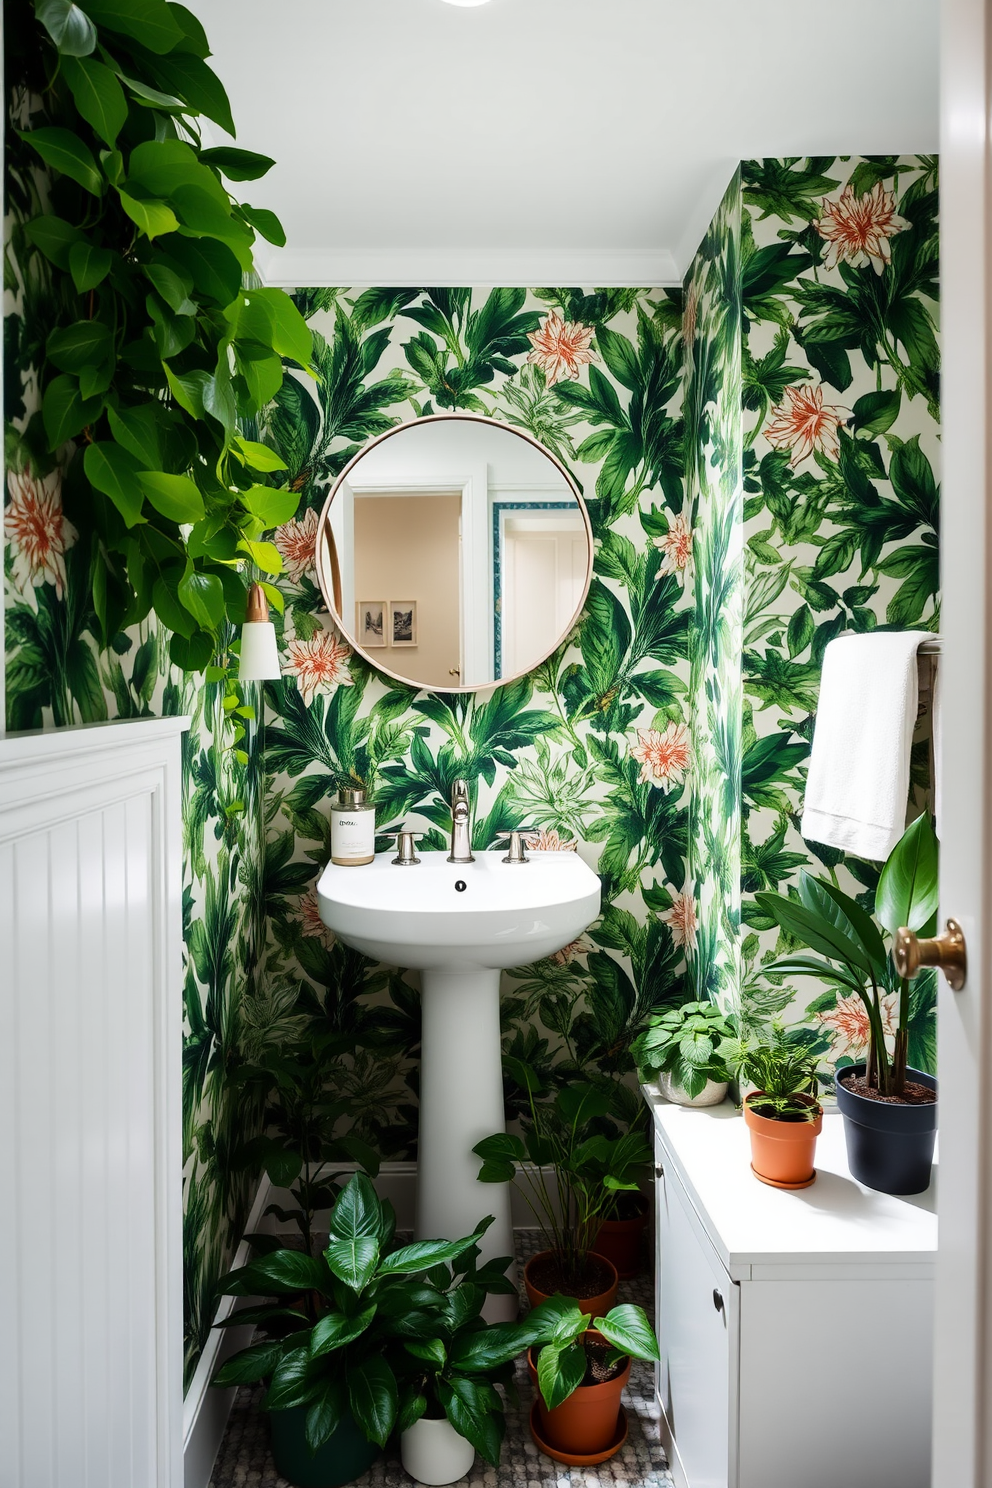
[447,778,475,864]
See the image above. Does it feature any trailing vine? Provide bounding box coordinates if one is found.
[5,0,312,728]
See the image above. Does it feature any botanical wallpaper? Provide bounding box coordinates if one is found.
[685,155,940,1070]
[256,285,694,1165]
[3,150,940,1390]
[3,98,268,1389]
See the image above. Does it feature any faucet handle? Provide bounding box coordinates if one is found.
[383,830,422,866]
[493,829,534,865]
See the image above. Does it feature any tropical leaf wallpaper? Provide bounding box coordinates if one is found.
[255,284,694,1171]
[4,152,940,1388]
[684,154,940,1070]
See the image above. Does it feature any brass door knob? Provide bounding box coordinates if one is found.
[893,919,967,991]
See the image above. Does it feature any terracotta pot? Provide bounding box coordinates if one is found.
[528,1330,629,1459]
[658,1072,729,1107]
[743,1092,823,1189]
[592,1195,649,1278]
[523,1249,618,1315]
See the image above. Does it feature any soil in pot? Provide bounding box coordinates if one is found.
[527,1330,630,1459]
[835,1064,938,1195]
[743,1093,822,1189]
[593,1192,649,1279]
[524,1249,618,1314]
[269,1407,380,1488]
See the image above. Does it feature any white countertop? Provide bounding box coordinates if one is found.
[643,1085,937,1279]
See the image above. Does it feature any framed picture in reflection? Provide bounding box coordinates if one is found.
[389,600,418,647]
[356,600,386,648]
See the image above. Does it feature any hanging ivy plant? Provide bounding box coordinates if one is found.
[6,0,312,679]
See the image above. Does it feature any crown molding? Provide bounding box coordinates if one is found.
[255,245,681,289]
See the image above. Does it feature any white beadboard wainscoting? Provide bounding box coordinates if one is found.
[0,718,189,1488]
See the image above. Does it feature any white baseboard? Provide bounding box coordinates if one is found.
[183,1175,274,1488]
[182,1162,552,1488]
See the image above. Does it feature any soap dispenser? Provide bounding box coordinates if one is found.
[330,787,375,866]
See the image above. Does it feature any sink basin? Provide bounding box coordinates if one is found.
[317,848,601,1318]
[317,849,601,971]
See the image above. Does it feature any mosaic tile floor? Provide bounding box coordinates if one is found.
[209,1230,674,1488]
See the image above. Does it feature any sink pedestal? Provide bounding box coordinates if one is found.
[417,968,516,1322]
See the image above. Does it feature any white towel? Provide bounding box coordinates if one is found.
[801,631,930,862]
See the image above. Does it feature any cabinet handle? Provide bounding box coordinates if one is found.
[712,1288,725,1317]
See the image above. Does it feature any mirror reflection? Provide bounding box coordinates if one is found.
[316,416,592,690]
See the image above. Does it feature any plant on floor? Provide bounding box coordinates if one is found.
[754,813,939,1099]
[212,1175,524,1460]
[524,1295,659,1412]
[631,999,735,1098]
[473,1074,652,1293]
[11,0,312,686]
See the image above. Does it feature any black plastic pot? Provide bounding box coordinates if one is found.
[834,1063,937,1195]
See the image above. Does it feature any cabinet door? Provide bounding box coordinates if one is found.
[658,1160,737,1488]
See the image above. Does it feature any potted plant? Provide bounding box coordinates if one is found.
[522,1295,659,1465]
[632,999,735,1106]
[756,813,939,1195]
[724,1028,823,1188]
[212,1175,524,1488]
[473,1075,651,1312]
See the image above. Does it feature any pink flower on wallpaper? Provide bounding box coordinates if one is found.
[5,468,77,599]
[294,884,330,940]
[284,629,354,704]
[653,511,693,581]
[274,507,319,584]
[763,383,845,467]
[661,888,698,952]
[630,722,691,791]
[551,934,590,967]
[526,313,597,387]
[816,183,910,274]
[817,991,898,1057]
[524,827,578,853]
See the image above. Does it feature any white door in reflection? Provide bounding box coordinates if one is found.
[499,509,587,677]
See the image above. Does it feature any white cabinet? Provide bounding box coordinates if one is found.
[646,1092,936,1488]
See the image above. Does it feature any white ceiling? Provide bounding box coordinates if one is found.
[194,0,940,286]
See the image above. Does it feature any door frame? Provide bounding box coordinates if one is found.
[934,1,992,1481]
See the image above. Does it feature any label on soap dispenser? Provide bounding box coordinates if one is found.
[331,800,375,865]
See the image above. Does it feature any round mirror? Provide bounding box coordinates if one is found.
[315,414,593,691]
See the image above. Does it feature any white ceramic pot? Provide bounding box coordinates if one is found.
[400,1415,476,1485]
[658,1072,729,1108]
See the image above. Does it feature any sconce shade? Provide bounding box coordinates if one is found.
[239,583,282,681]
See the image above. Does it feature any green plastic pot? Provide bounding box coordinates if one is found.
[268,1407,380,1488]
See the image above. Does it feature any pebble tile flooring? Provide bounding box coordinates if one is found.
[209,1230,674,1488]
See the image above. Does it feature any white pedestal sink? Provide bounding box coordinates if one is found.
[317,849,601,1319]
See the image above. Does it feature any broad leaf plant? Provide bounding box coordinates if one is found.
[9,0,313,752]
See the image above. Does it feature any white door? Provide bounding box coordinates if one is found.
[933,2,992,1481]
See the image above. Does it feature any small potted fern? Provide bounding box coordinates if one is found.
[632,1000,734,1106]
[725,1029,823,1189]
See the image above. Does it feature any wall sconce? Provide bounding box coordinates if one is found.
[238,582,281,681]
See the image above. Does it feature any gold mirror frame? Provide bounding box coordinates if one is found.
[313,413,594,693]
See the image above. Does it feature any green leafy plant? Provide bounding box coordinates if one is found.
[10,0,313,689]
[722,1024,820,1121]
[212,1174,525,1460]
[523,1295,659,1411]
[755,813,938,1098]
[473,1075,651,1291]
[631,999,735,1097]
